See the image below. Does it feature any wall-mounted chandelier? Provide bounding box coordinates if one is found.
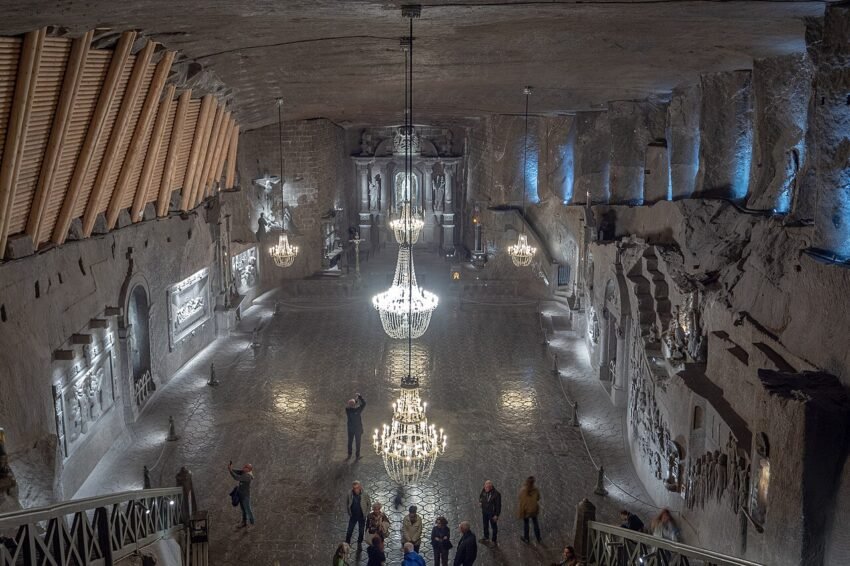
[372,245,437,339]
[268,97,298,268]
[507,87,537,267]
[389,201,424,244]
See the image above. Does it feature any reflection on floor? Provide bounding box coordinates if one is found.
[76,247,654,565]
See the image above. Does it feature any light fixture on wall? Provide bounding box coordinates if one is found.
[269,97,298,268]
[507,87,537,267]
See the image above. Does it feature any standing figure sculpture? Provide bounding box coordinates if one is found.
[433,174,446,212]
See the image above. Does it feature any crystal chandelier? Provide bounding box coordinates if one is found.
[389,201,424,244]
[374,383,446,485]
[508,87,537,268]
[372,245,438,339]
[270,232,298,267]
[268,97,298,268]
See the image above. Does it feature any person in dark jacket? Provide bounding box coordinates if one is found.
[366,536,386,566]
[345,393,366,460]
[620,509,645,532]
[227,462,255,528]
[478,480,501,544]
[345,481,371,546]
[431,516,452,566]
[453,521,478,566]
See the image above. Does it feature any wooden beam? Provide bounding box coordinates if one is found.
[224,125,239,189]
[157,89,190,216]
[132,83,175,222]
[27,30,93,243]
[0,28,45,257]
[180,94,213,211]
[81,39,154,236]
[193,105,225,207]
[210,116,234,196]
[108,49,175,228]
[188,100,219,209]
[53,30,136,244]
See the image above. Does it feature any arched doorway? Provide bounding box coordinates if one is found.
[127,285,153,402]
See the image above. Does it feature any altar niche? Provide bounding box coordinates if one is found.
[353,157,461,252]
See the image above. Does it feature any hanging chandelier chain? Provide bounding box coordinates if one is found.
[277,98,285,229]
[522,87,531,233]
[407,13,414,383]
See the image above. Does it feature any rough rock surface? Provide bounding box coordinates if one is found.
[574,111,611,204]
[668,85,701,199]
[607,100,667,205]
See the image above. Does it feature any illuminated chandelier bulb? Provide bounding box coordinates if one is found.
[270,233,299,268]
[372,246,438,339]
[507,233,536,267]
[389,201,424,244]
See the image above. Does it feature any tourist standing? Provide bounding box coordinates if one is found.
[345,481,371,547]
[402,542,427,566]
[431,516,452,566]
[366,536,386,566]
[453,521,478,566]
[478,480,501,544]
[402,505,424,553]
[365,502,391,546]
[345,393,367,460]
[332,542,350,566]
[651,508,681,542]
[517,475,541,543]
[620,509,645,532]
[227,462,255,528]
[553,545,578,566]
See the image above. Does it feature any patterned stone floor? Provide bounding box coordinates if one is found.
[77,248,654,565]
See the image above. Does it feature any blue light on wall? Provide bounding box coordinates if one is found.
[525,142,540,203]
[562,125,576,203]
[731,124,753,201]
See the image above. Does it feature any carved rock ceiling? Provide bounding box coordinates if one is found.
[2,1,823,130]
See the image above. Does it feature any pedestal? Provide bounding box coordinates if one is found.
[440,212,455,254]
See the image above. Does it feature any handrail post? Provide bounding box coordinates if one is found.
[96,505,113,565]
[574,498,596,563]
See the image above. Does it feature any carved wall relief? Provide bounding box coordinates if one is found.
[167,268,211,348]
[662,291,706,367]
[231,247,259,294]
[683,431,751,515]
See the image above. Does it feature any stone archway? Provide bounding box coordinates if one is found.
[119,273,155,416]
[127,285,151,383]
[601,272,632,407]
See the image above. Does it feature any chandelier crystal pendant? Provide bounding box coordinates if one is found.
[270,232,299,267]
[508,86,538,268]
[389,201,424,244]
[372,245,438,339]
[374,382,447,485]
[268,97,298,268]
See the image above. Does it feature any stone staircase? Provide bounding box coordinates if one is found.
[626,247,672,343]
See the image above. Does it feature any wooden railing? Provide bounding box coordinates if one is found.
[0,487,184,566]
[587,522,764,566]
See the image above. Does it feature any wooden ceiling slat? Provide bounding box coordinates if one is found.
[180,94,213,211]
[157,89,190,217]
[52,30,136,244]
[225,125,239,189]
[171,99,200,193]
[0,28,44,257]
[72,52,134,221]
[132,83,175,222]
[210,116,233,197]
[37,49,109,244]
[192,103,224,208]
[110,50,175,227]
[80,39,153,237]
[149,97,176,206]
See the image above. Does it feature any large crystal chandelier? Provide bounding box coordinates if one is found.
[372,245,437,339]
[389,201,424,244]
[270,232,298,267]
[508,87,537,268]
[374,382,446,484]
[269,97,298,268]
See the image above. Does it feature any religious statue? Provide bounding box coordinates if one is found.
[359,130,374,156]
[256,213,268,241]
[439,129,454,156]
[281,206,294,232]
[369,177,378,211]
[662,307,687,366]
[432,174,446,211]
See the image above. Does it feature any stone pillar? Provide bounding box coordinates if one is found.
[356,162,372,244]
[746,54,813,213]
[442,164,456,251]
[573,111,611,204]
[573,498,596,561]
[809,5,850,260]
[611,322,628,407]
[668,84,701,200]
[608,101,667,205]
[423,166,432,212]
[694,70,754,201]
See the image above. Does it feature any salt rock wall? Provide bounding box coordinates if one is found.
[234,119,348,281]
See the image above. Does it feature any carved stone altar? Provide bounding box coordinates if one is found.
[353,126,462,252]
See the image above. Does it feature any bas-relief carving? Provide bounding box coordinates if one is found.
[167,268,211,347]
[662,292,706,367]
[588,308,600,345]
[684,432,750,515]
[231,247,259,295]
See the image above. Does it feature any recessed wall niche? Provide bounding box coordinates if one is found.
[231,247,259,295]
[167,268,211,349]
